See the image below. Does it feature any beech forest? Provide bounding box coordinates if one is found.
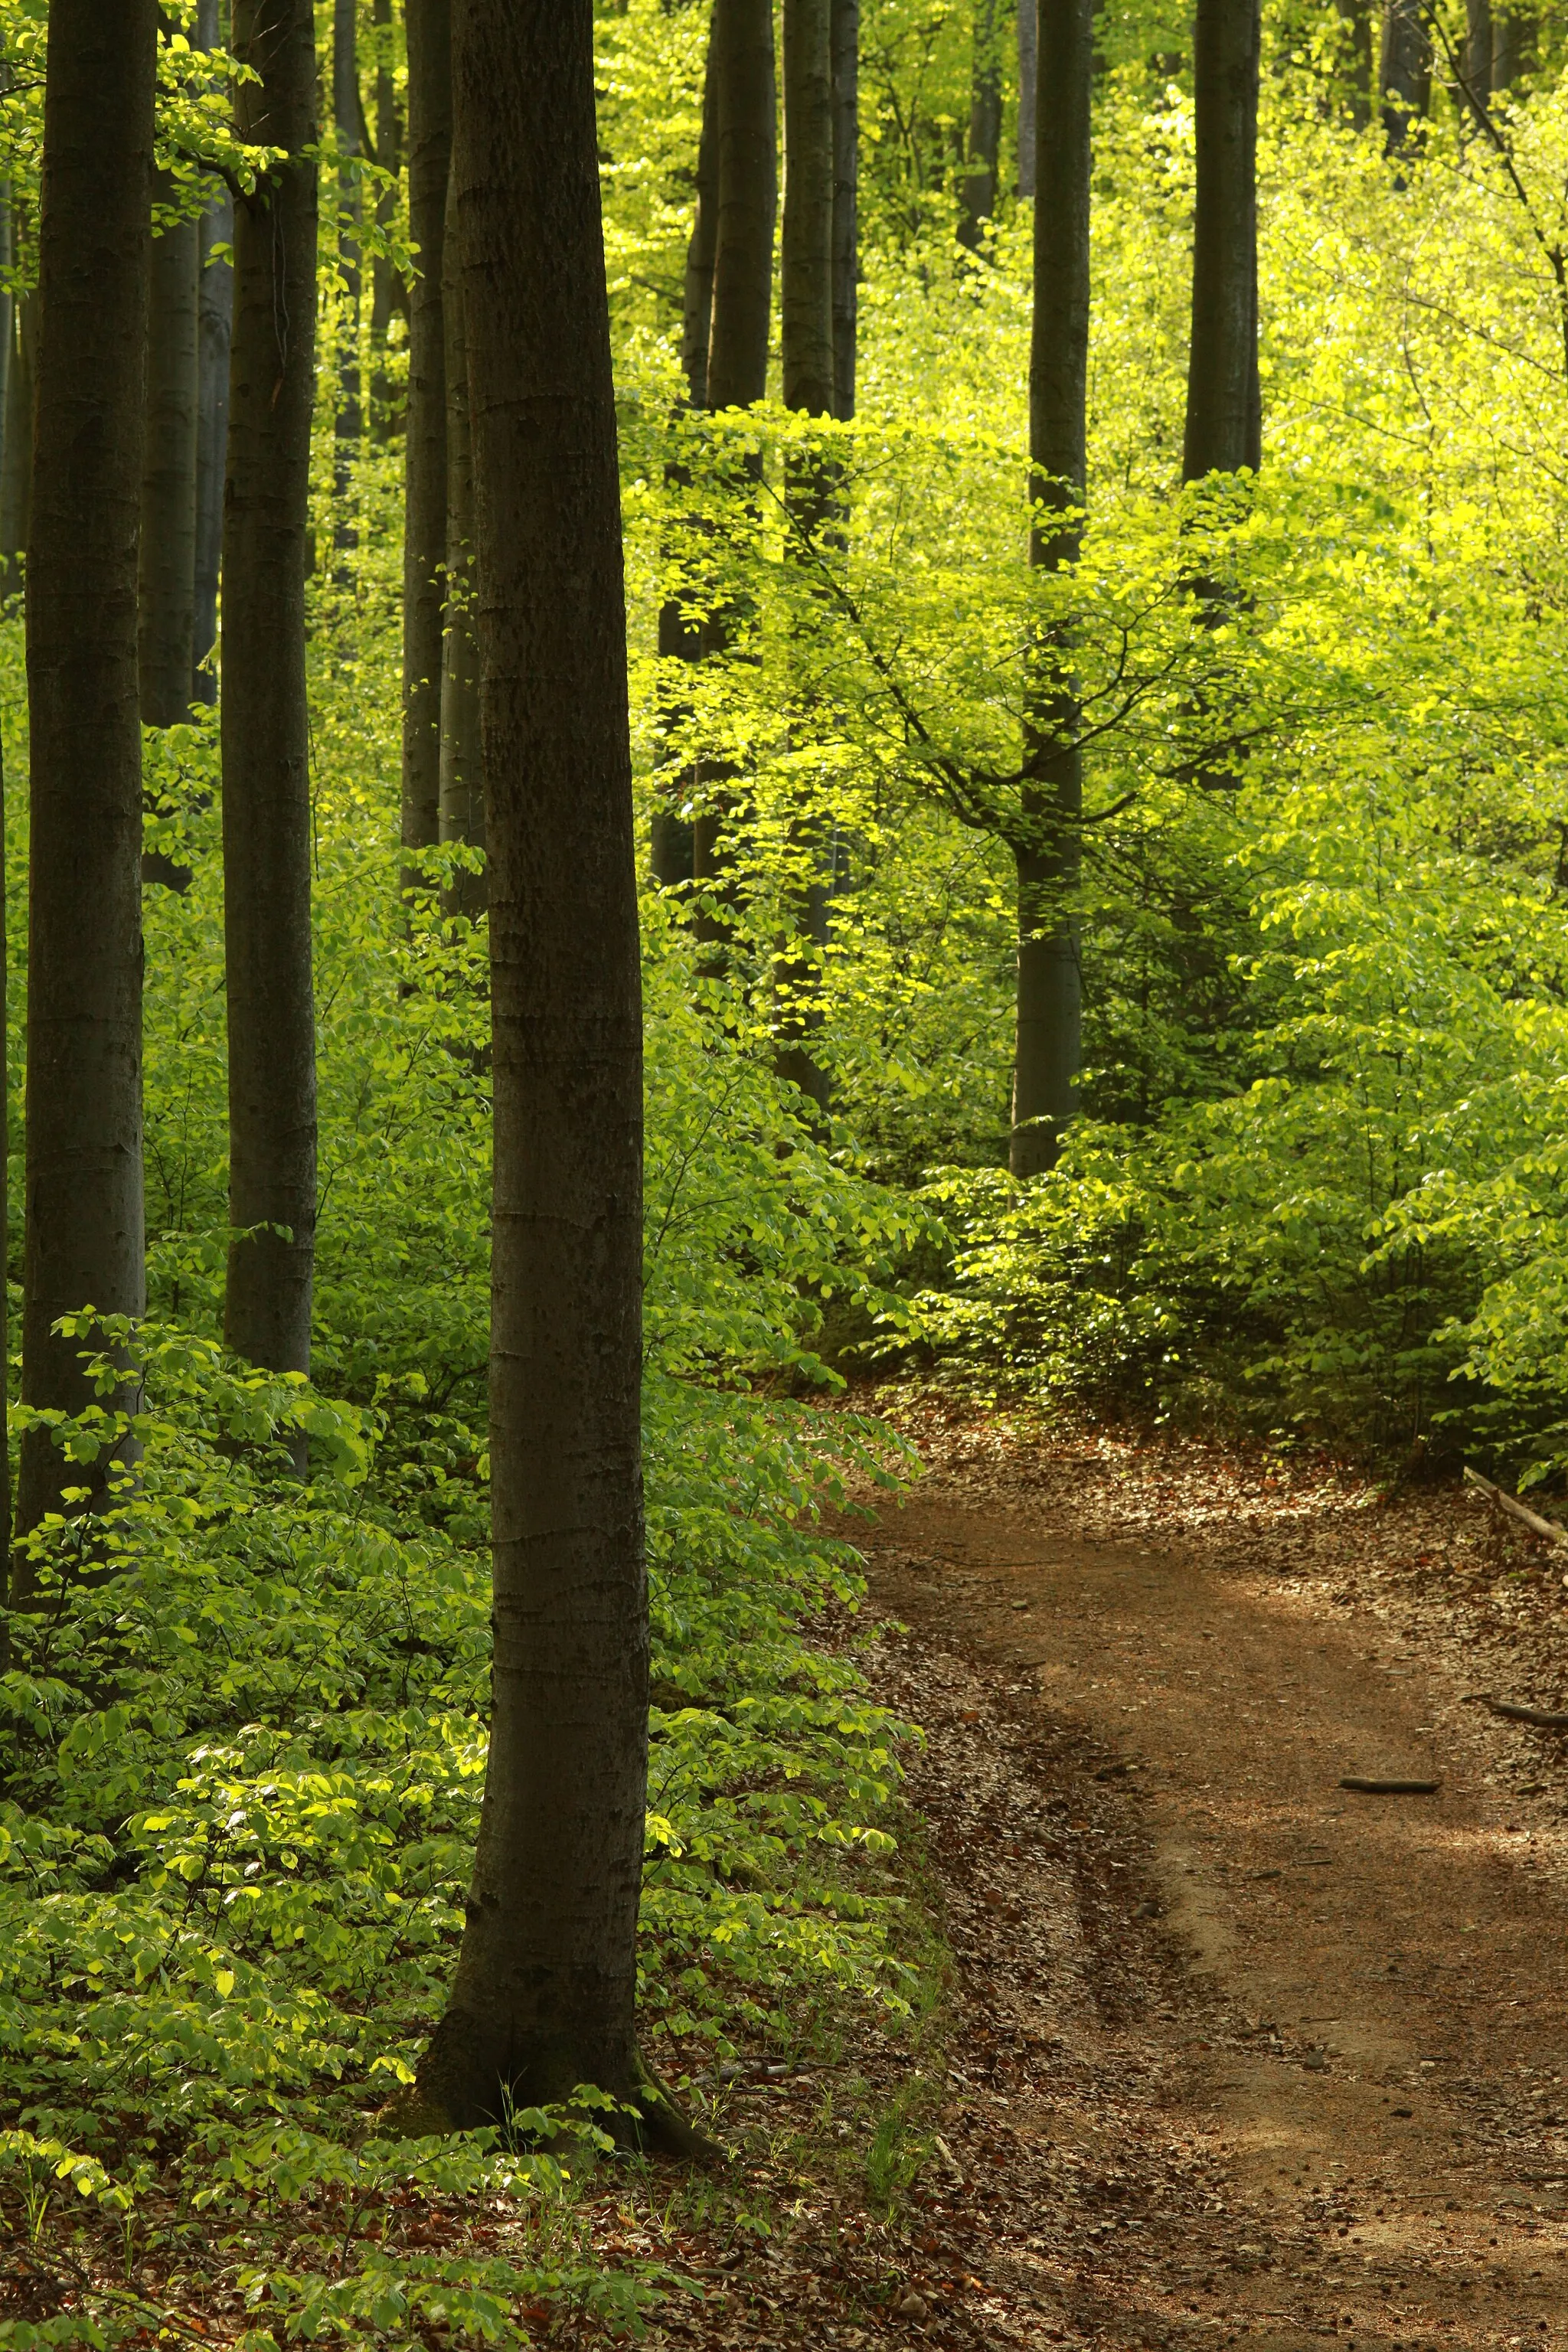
[9,1,1568,2347]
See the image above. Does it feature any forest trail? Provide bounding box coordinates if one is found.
[845,1424,1568,2352]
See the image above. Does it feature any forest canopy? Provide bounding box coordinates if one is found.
[0,0,1565,2341]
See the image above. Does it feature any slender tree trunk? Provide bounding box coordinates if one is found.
[1463,0,1492,104]
[370,0,403,431]
[1182,0,1261,484]
[139,179,199,727]
[651,16,719,892]
[831,0,858,420]
[222,0,318,1378]
[407,0,662,2141]
[438,165,484,913]
[958,0,1003,250]
[0,279,36,598]
[1011,0,1090,1179]
[193,0,234,710]
[1334,0,1373,129]
[695,0,776,897]
[402,0,450,872]
[705,0,776,413]
[1017,0,1037,196]
[0,193,12,548]
[333,0,361,555]
[15,0,155,1570]
[1491,6,1531,90]
[1380,0,1429,151]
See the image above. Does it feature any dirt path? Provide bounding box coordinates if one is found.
[845,1427,1568,2352]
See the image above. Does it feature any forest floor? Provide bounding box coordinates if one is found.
[626,1397,1568,2352]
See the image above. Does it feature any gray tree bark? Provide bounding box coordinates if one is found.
[0,279,37,598]
[1380,0,1429,151]
[139,176,198,728]
[333,0,361,554]
[958,0,1003,250]
[1017,0,1037,196]
[407,0,663,2141]
[15,0,155,1566]
[1463,0,1492,104]
[1491,7,1531,90]
[438,162,484,915]
[705,0,776,413]
[831,0,858,420]
[221,0,318,1378]
[370,0,403,430]
[1182,0,1261,484]
[1011,0,1090,1179]
[401,0,451,870]
[1334,0,1373,128]
[193,0,234,710]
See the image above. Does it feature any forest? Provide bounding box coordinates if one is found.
[2,0,1568,2344]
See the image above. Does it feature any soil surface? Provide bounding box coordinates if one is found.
[657,1410,1568,2352]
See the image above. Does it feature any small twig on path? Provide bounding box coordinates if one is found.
[1481,1698,1568,1730]
[1339,1776,1442,1794]
[1462,1465,1568,1550]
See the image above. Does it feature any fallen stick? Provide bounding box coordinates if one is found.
[1484,1698,1568,1729]
[1339,1776,1441,1795]
[1463,1465,1568,1550]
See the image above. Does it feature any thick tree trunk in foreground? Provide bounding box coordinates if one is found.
[1017,0,1037,196]
[139,181,198,727]
[401,0,452,871]
[438,165,484,913]
[1380,0,1429,152]
[0,280,36,596]
[15,0,155,1570]
[958,0,1003,250]
[222,0,318,1377]
[650,18,719,892]
[831,0,858,420]
[193,31,234,711]
[1011,0,1090,1179]
[1182,0,1261,485]
[408,0,658,2138]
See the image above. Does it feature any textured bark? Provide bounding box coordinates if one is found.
[651,15,719,893]
[16,0,155,1563]
[438,163,484,914]
[1491,7,1532,90]
[401,0,451,867]
[1017,0,1037,197]
[0,194,12,569]
[705,0,776,413]
[831,0,858,420]
[221,0,318,1377]
[1463,0,1492,105]
[1182,0,1261,485]
[370,0,404,430]
[409,0,652,2135]
[958,0,1003,250]
[1011,0,1090,1179]
[193,0,234,710]
[139,175,198,728]
[333,0,361,549]
[1380,0,1429,151]
[0,281,36,596]
[782,0,835,416]
[1334,0,1373,129]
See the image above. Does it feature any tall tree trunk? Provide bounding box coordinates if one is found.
[1491,6,1531,90]
[193,0,234,709]
[407,0,663,2141]
[1380,0,1429,151]
[0,278,36,598]
[651,16,719,892]
[370,0,403,431]
[1334,0,1372,128]
[401,0,451,872]
[1463,0,1492,104]
[958,0,1002,250]
[333,0,361,555]
[438,165,484,913]
[704,0,776,413]
[695,0,776,899]
[1017,0,1037,196]
[1011,0,1090,1180]
[222,0,318,1378]
[831,0,858,420]
[15,0,155,1570]
[1182,0,1261,484]
[139,179,198,727]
